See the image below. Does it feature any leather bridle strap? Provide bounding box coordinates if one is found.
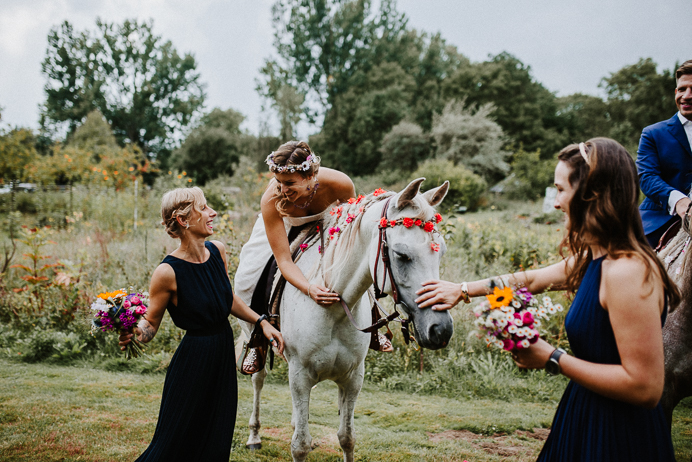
[373,197,400,303]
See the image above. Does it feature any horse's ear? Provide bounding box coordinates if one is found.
[397,177,425,209]
[422,181,449,207]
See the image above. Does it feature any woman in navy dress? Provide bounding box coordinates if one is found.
[119,187,285,462]
[416,138,681,461]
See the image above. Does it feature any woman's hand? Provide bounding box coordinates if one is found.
[118,327,141,350]
[308,284,341,306]
[261,321,285,356]
[415,279,464,310]
[512,338,555,369]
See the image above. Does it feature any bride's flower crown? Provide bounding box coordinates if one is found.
[265,152,320,174]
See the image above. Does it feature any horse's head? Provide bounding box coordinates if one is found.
[372,178,454,350]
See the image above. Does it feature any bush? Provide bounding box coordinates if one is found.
[379,121,431,173]
[505,148,557,201]
[410,158,487,211]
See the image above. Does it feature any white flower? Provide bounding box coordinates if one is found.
[508,325,518,334]
[533,320,542,328]
[519,339,530,349]
[512,300,522,309]
[555,304,564,312]
[90,298,107,311]
[514,318,523,327]
[547,305,557,314]
[542,296,552,306]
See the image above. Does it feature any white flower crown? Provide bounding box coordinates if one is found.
[265,152,320,174]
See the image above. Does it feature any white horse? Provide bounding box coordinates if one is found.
[239,178,454,462]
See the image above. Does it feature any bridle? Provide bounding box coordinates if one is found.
[337,197,417,347]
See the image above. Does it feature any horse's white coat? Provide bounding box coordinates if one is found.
[239,179,453,461]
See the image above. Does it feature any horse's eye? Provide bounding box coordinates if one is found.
[394,251,411,262]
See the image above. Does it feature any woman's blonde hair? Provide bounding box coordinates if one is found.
[160,187,206,238]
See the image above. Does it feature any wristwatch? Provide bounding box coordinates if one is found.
[545,348,566,376]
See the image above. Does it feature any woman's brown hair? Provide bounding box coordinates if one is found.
[268,141,320,216]
[559,137,681,309]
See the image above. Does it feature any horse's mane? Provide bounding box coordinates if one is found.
[309,189,438,287]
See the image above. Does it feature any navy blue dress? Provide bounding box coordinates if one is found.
[538,256,675,461]
[136,241,237,462]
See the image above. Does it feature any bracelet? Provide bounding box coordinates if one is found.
[255,314,268,330]
[307,284,313,299]
[459,282,471,304]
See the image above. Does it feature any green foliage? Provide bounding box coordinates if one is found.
[431,100,510,182]
[379,120,430,172]
[0,128,39,183]
[600,57,677,152]
[411,159,486,211]
[505,148,557,201]
[170,108,252,184]
[40,18,205,158]
[442,52,565,157]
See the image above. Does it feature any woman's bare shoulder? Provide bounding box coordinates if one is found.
[319,168,354,196]
[602,253,663,301]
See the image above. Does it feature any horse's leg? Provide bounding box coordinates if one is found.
[336,367,364,462]
[246,366,268,449]
[289,369,316,462]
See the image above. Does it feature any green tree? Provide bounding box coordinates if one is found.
[600,58,677,151]
[442,52,563,157]
[555,93,611,144]
[40,18,206,160]
[0,128,39,184]
[257,61,305,141]
[379,120,430,172]
[170,108,252,185]
[431,100,510,183]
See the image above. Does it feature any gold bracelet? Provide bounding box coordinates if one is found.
[459,282,471,304]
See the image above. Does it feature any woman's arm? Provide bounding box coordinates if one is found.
[212,241,284,354]
[515,256,666,409]
[118,263,174,348]
[415,258,571,311]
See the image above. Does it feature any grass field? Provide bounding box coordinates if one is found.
[1,359,691,461]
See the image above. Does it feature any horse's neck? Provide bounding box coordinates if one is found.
[325,203,381,305]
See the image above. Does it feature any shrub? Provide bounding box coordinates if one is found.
[505,148,557,201]
[379,121,431,173]
[410,158,487,211]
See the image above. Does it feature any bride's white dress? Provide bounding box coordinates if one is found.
[234,212,322,308]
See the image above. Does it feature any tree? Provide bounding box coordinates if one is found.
[442,52,563,157]
[0,128,39,184]
[600,58,677,150]
[170,108,252,185]
[431,101,510,182]
[256,61,305,141]
[40,18,206,160]
[555,93,612,144]
[379,121,430,172]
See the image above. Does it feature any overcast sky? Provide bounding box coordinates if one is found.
[1,0,689,138]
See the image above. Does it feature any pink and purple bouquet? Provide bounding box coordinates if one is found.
[90,289,149,359]
[472,285,562,351]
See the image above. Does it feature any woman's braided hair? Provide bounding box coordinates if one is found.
[160,187,206,238]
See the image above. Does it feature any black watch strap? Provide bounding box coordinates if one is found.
[255,314,268,330]
[545,348,566,375]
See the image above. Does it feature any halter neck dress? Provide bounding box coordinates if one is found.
[135,241,237,462]
[235,212,324,313]
[537,256,675,461]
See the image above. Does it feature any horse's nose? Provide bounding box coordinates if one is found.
[427,322,453,349]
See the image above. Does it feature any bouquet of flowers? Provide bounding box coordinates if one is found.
[90,289,149,359]
[473,283,562,351]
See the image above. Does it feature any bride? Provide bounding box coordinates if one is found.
[234,140,392,374]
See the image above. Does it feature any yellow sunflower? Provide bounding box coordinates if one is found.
[486,286,513,309]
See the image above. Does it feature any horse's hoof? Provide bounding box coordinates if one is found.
[246,443,262,450]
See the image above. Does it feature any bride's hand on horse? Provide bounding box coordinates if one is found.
[308,284,341,306]
[415,280,464,311]
[262,322,285,356]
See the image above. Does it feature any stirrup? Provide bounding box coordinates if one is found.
[242,346,267,375]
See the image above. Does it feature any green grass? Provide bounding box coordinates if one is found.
[1,359,691,461]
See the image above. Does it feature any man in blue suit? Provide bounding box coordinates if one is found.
[637,60,692,247]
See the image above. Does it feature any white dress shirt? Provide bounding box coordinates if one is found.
[666,112,692,214]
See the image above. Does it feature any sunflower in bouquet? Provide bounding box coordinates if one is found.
[90,289,149,359]
[473,283,562,352]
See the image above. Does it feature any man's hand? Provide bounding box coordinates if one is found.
[675,197,692,219]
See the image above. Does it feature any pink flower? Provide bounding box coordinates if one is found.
[300,243,308,252]
[373,188,386,196]
[431,242,440,252]
[130,296,141,306]
[502,338,515,351]
[135,305,147,315]
[346,214,355,224]
[328,227,341,236]
[122,300,132,309]
[522,311,534,325]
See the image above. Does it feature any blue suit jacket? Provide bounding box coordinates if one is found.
[637,114,692,235]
